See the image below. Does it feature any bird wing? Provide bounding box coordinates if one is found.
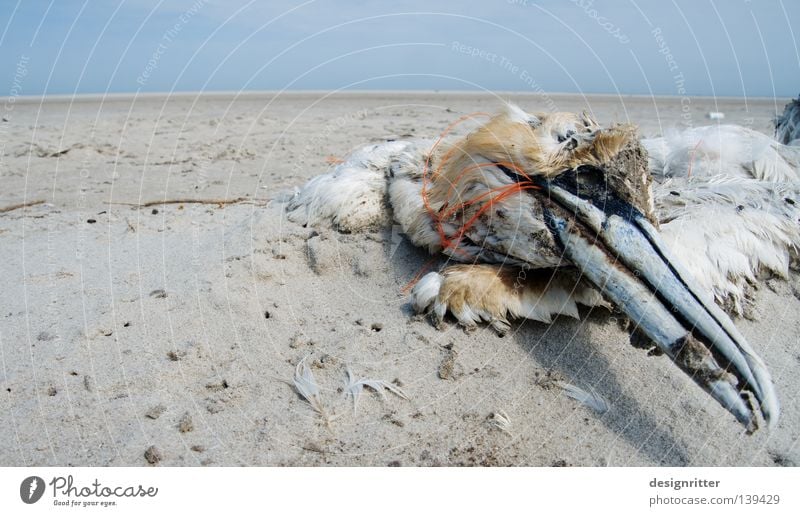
[645,125,800,315]
[286,140,416,232]
[644,124,800,182]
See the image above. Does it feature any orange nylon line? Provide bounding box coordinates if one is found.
[421,111,490,186]
[439,182,539,261]
[424,111,491,169]
[458,183,530,212]
[437,184,514,253]
[420,112,491,250]
[438,160,533,219]
[441,181,519,221]
[399,255,441,294]
[403,182,540,294]
[440,162,536,221]
[406,111,543,294]
[450,183,539,246]
[432,143,460,180]
[439,162,504,216]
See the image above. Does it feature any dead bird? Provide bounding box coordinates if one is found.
[288,100,800,432]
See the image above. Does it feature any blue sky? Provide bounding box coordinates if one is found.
[1,0,798,97]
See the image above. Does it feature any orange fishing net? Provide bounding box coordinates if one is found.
[402,112,540,292]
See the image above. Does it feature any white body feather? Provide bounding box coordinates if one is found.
[286,141,411,232]
[643,126,800,314]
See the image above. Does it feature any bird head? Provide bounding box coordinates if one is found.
[454,104,633,174]
[430,103,778,432]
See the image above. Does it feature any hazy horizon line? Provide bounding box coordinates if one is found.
[4,89,794,104]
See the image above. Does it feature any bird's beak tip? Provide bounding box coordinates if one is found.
[540,177,778,432]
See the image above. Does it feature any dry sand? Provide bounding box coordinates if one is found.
[1,91,798,467]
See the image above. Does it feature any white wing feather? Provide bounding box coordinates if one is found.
[286,141,412,232]
[647,125,800,314]
[644,125,800,182]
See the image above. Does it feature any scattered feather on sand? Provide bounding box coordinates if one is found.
[345,367,409,415]
[293,355,334,424]
[554,381,609,414]
[487,409,513,436]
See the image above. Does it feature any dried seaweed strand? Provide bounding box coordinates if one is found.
[0,199,45,213]
[108,197,261,208]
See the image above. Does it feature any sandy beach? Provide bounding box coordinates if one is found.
[1,91,798,467]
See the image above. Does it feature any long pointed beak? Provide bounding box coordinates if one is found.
[537,168,779,432]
